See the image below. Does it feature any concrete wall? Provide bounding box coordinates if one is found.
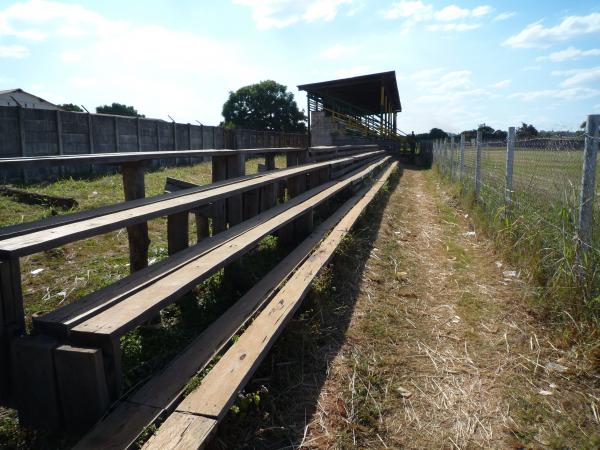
[0,106,308,183]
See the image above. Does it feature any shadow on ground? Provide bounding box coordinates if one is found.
[207,165,404,450]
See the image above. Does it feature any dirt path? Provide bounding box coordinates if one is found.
[301,169,600,449]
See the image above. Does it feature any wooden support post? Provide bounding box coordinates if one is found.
[0,258,24,406]
[211,156,228,234]
[243,189,260,221]
[265,154,276,171]
[54,345,110,433]
[167,211,189,256]
[259,182,277,212]
[226,154,245,226]
[12,335,61,431]
[194,211,209,242]
[121,163,149,273]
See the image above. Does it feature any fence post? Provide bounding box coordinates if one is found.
[459,133,465,183]
[475,130,482,199]
[576,114,600,276]
[505,127,515,207]
[449,136,455,181]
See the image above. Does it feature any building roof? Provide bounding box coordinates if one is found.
[0,88,58,107]
[298,71,401,114]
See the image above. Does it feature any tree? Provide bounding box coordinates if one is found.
[96,103,144,117]
[478,123,495,139]
[428,128,448,139]
[492,129,508,140]
[58,103,83,112]
[517,122,538,139]
[222,80,306,132]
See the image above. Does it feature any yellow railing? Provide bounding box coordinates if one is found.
[322,107,405,141]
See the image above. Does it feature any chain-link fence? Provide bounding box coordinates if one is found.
[432,116,600,301]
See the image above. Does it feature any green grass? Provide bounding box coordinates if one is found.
[0,156,289,449]
[434,145,600,327]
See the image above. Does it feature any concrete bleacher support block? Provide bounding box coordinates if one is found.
[54,345,110,434]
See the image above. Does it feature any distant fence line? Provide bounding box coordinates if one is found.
[0,106,308,182]
[432,114,600,270]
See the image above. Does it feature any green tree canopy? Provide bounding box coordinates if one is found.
[428,128,448,139]
[517,122,539,139]
[96,103,144,117]
[222,80,306,132]
[58,103,83,112]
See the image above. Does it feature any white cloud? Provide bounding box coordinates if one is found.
[385,2,491,32]
[472,6,494,17]
[60,50,83,62]
[335,65,370,78]
[504,13,600,48]
[0,0,267,123]
[508,87,600,101]
[521,65,541,72]
[434,5,470,21]
[553,66,600,88]
[491,79,511,89]
[384,1,433,21]
[537,46,600,62]
[494,11,515,21]
[428,23,480,32]
[233,0,352,29]
[0,44,28,58]
[320,43,359,59]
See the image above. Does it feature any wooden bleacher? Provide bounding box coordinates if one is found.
[0,144,398,448]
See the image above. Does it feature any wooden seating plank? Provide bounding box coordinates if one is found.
[69,156,390,339]
[0,151,384,257]
[0,147,302,169]
[72,167,373,449]
[0,171,265,241]
[143,162,398,448]
[0,145,371,169]
[141,413,216,450]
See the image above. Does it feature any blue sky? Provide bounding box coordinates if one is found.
[0,0,599,133]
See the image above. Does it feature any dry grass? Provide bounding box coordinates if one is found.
[298,169,600,449]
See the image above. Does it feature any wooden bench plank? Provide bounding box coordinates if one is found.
[142,413,216,450]
[0,147,305,169]
[143,162,398,448]
[72,164,383,449]
[0,171,264,241]
[67,157,388,398]
[32,180,333,336]
[0,151,384,257]
[69,156,390,339]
